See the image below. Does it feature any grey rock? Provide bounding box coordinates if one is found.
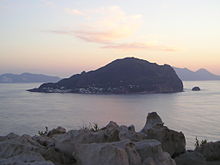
[54,121,145,156]
[0,152,55,165]
[42,148,76,165]
[0,135,55,165]
[135,139,162,158]
[119,125,147,142]
[135,139,176,165]
[72,140,137,165]
[73,139,175,165]
[0,133,19,141]
[33,135,55,147]
[196,141,220,161]
[0,113,188,165]
[141,112,186,156]
[141,112,164,132]
[0,135,45,159]
[175,151,207,165]
[47,126,66,137]
[192,87,200,91]
[143,152,176,165]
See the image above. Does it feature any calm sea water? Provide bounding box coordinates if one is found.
[0,81,220,149]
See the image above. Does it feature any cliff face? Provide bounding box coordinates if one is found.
[29,57,183,94]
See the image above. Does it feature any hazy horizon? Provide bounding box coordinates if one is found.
[1,0,220,77]
[0,59,220,78]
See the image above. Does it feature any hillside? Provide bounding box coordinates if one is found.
[173,67,220,81]
[0,73,61,83]
[29,57,183,94]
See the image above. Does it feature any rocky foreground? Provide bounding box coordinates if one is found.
[0,112,220,165]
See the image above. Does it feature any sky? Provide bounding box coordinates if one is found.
[1,0,220,77]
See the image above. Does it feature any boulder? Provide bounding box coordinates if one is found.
[143,152,176,165]
[33,135,55,147]
[54,128,119,157]
[174,151,207,165]
[135,139,176,165]
[0,135,56,165]
[42,148,76,165]
[196,141,220,161]
[73,139,175,165]
[141,112,186,157]
[0,133,19,141]
[192,87,200,91]
[0,152,55,165]
[72,140,140,165]
[119,125,147,142]
[54,121,145,156]
[141,112,164,132]
[0,135,45,159]
[47,126,66,137]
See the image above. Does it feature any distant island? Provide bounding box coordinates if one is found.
[174,67,220,81]
[28,57,183,94]
[0,73,61,83]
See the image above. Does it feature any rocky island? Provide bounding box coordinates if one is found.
[1,112,219,165]
[28,57,183,94]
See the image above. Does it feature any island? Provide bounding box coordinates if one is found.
[0,73,61,83]
[28,57,183,94]
[173,67,220,81]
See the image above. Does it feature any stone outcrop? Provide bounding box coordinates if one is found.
[141,112,186,157]
[192,87,201,91]
[135,139,176,165]
[195,141,220,161]
[72,140,141,165]
[47,126,66,137]
[174,140,220,165]
[0,112,189,165]
[174,151,207,165]
[0,134,55,165]
[73,139,175,165]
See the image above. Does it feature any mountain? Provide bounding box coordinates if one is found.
[29,57,183,94]
[173,67,220,81]
[0,73,61,83]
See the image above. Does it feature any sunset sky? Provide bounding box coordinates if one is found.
[1,0,220,77]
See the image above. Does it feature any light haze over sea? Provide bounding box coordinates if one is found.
[0,81,220,149]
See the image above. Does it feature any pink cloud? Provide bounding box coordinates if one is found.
[41,0,55,7]
[102,42,177,51]
[43,30,73,35]
[45,30,177,52]
[44,6,178,52]
[74,29,135,44]
[64,8,85,16]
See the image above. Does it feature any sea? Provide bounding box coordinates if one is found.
[0,81,220,149]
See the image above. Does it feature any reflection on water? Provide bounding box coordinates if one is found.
[0,81,220,149]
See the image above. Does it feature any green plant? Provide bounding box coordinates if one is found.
[200,139,207,146]
[38,126,48,136]
[195,136,208,149]
[80,122,100,132]
[90,123,100,132]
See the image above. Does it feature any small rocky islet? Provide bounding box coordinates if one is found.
[0,112,219,165]
[28,57,183,94]
[192,86,201,91]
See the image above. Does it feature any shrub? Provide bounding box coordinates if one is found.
[38,126,48,136]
